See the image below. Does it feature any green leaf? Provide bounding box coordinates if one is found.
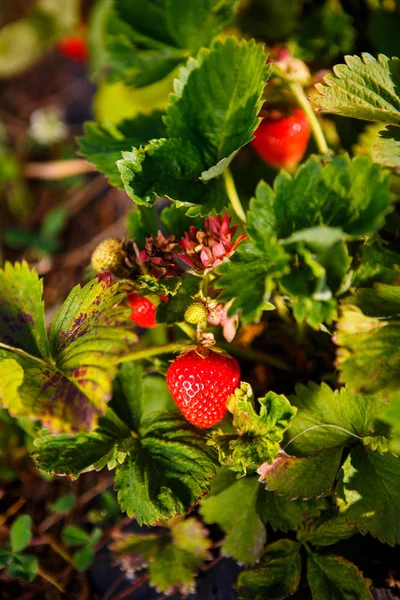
[8,554,38,583]
[345,282,400,317]
[0,263,138,433]
[236,539,301,600]
[78,111,167,187]
[48,493,76,514]
[62,525,90,547]
[142,376,177,420]
[335,302,400,394]
[166,0,238,52]
[33,428,117,478]
[286,382,388,455]
[215,240,290,324]
[209,382,297,476]
[298,515,357,547]
[117,138,227,216]
[249,156,391,239]
[351,239,400,288]
[307,551,372,600]
[126,205,158,248]
[156,275,200,325]
[114,413,217,525]
[161,204,203,238]
[374,126,400,168]
[73,545,95,572]
[382,392,400,454]
[200,474,266,566]
[112,516,211,594]
[10,515,32,553]
[337,445,400,546]
[281,227,345,252]
[109,0,238,88]
[118,38,269,216]
[165,37,269,167]
[257,492,326,534]
[292,0,355,62]
[311,54,400,125]
[110,362,144,431]
[0,261,49,358]
[258,447,343,500]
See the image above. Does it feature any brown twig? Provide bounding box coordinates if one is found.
[37,566,65,592]
[64,175,109,217]
[0,497,26,526]
[112,575,149,600]
[24,159,95,180]
[102,574,126,600]
[77,475,114,506]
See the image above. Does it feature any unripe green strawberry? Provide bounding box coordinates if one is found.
[91,238,127,275]
[184,300,209,324]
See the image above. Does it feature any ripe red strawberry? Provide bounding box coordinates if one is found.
[58,33,88,62]
[128,293,157,328]
[251,107,310,170]
[166,349,240,428]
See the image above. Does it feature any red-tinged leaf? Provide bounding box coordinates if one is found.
[0,263,138,432]
[258,448,343,499]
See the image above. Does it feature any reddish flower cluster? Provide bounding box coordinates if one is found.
[178,215,247,273]
[139,232,181,279]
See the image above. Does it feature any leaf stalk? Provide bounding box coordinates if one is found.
[223,168,247,223]
[290,83,329,156]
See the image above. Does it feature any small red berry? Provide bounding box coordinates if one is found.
[128,293,157,328]
[166,349,240,428]
[251,107,310,170]
[58,34,88,62]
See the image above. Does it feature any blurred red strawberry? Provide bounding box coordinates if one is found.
[251,108,310,170]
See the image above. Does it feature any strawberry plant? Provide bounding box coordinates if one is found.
[2,0,400,598]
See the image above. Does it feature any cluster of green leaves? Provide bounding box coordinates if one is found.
[91,0,239,88]
[80,36,269,217]
[209,382,297,476]
[216,154,392,328]
[62,525,102,572]
[111,516,211,595]
[34,362,218,525]
[200,379,399,598]
[0,516,38,583]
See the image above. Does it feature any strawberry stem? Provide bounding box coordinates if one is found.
[290,82,329,156]
[218,341,293,371]
[177,321,197,340]
[223,168,247,223]
[120,340,191,362]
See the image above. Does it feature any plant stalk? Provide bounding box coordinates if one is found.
[223,169,247,223]
[218,341,293,371]
[120,340,191,362]
[177,321,197,340]
[290,83,329,156]
[38,567,65,592]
